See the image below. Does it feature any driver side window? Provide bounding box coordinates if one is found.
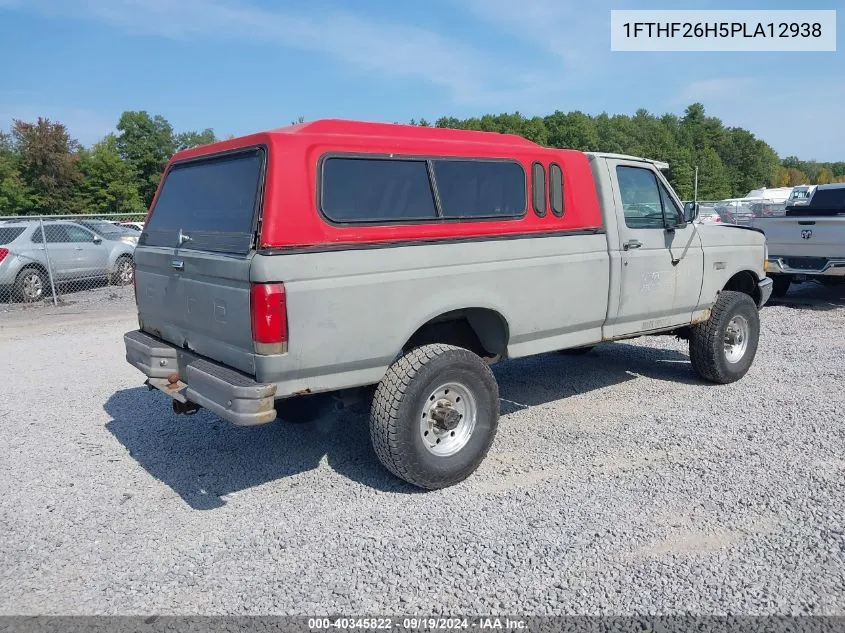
[659,182,682,228]
[66,226,94,243]
[616,166,665,229]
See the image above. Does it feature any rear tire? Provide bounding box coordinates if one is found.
[689,291,760,385]
[14,267,47,303]
[771,275,790,298]
[370,343,500,490]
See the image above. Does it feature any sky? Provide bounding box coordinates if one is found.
[0,0,842,161]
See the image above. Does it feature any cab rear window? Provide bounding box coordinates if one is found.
[142,148,265,254]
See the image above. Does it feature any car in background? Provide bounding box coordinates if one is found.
[694,204,723,224]
[119,221,145,232]
[0,220,136,302]
[75,219,140,245]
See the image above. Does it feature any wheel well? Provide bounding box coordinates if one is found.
[16,263,48,280]
[723,270,759,303]
[402,308,509,362]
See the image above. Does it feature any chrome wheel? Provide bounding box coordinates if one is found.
[116,258,134,285]
[419,382,477,457]
[21,271,43,301]
[723,314,750,364]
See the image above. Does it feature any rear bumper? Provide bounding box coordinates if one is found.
[757,277,773,308]
[124,330,277,426]
[767,257,845,277]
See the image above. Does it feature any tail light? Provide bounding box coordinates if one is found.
[0,248,8,263]
[250,282,288,355]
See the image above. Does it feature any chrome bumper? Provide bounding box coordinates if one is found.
[124,330,277,426]
[757,277,773,308]
[767,257,845,277]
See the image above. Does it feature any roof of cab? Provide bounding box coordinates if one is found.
[272,118,542,148]
[585,152,670,171]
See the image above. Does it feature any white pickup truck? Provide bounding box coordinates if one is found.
[123,120,773,489]
[752,184,845,296]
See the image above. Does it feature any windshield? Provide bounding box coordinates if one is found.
[80,220,129,237]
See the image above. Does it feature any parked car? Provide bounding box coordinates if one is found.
[0,220,136,302]
[76,219,140,245]
[751,183,845,296]
[694,204,723,224]
[123,119,771,490]
[120,221,145,232]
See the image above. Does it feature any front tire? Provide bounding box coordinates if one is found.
[689,291,760,384]
[370,344,500,490]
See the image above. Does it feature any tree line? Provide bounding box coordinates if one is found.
[1,104,843,217]
[0,112,216,216]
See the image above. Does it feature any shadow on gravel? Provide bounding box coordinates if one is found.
[104,343,699,509]
[765,281,845,312]
[494,343,699,412]
[104,387,422,510]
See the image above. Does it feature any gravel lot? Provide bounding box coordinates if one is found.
[1,283,843,616]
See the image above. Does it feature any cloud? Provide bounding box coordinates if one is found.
[0,0,560,109]
[457,0,610,76]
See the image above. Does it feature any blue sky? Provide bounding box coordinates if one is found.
[0,0,842,160]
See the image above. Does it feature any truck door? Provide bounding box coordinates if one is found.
[607,161,703,338]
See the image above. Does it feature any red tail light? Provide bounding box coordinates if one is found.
[250,282,288,354]
[0,248,8,263]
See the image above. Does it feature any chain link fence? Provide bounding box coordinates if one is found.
[0,197,793,312]
[0,213,147,310]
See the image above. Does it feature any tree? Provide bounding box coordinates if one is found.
[719,128,779,196]
[773,166,790,187]
[75,134,145,214]
[785,168,809,186]
[175,128,216,151]
[115,111,175,207]
[815,167,834,185]
[12,118,83,214]
[0,145,34,215]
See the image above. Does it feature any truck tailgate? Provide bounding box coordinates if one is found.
[135,147,266,376]
[754,217,845,257]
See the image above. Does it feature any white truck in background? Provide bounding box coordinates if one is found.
[752,184,845,297]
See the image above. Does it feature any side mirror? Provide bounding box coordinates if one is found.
[683,201,699,224]
[93,235,102,244]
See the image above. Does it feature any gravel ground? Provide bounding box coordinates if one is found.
[0,282,843,616]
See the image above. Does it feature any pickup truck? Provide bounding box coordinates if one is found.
[751,183,845,297]
[123,120,772,489]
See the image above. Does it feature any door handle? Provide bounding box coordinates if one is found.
[623,239,642,250]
